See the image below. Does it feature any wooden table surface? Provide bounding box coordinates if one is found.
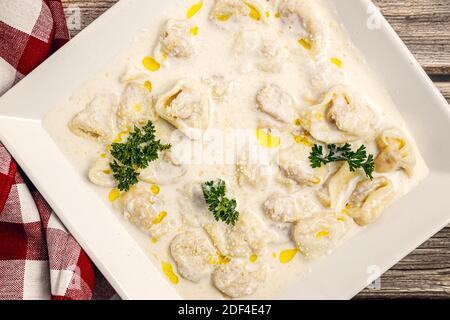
[61,0,450,299]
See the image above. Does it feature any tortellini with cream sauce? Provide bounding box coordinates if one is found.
[117,83,155,130]
[256,84,297,129]
[69,93,118,144]
[375,129,416,177]
[212,259,267,298]
[292,211,353,259]
[300,85,379,144]
[154,19,196,63]
[155,79,212,140]
[170,229,217,283]
[347,177,395,226]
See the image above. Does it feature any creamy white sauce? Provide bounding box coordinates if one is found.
[44,0,429,299]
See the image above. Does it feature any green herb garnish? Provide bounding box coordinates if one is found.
[110,121,171,191]
[201,179,240,226]
[309,143,375,179]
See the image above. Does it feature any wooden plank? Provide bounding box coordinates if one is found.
[59,0,450,299]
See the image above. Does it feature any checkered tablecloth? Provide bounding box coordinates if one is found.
[0,0,107,300]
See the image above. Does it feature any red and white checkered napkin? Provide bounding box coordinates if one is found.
[0,0,97,300]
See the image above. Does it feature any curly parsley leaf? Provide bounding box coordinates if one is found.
[110,121,171,191]
[201,180,239,226]
[309,143,375,179]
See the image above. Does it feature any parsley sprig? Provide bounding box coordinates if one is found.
[201,180,240,226]
[110,121,171,191]
[309,143,375,179]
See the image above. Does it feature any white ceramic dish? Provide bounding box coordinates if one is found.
[0,0,449,300]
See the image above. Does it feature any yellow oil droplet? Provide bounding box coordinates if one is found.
[100,153,106,158]
[249,254,258,263]
[272,252,277,259]
[151,184,160,195]
[293,134,313,147]
[244,1,261,21]
[144,80,153,92]
[151,237,158,244]
[256,128,281,148]
[108,189,121,202]
[153,211,167,225]
[316,230,330,239]
[162,261,179,285]
[331,57,343,68]
[103,169,111,175]
[216,13,232,21]
[275,11,281,18]
[294,118,303,126]
[218,255,231,265]
[187,1,203,19]
[298,38,312,50]
[279,249,298,264]
[142,56,161,72]
[265,11,270,18]
[190,26,199,36]
[105,145,112,152]
[133,103,142,113]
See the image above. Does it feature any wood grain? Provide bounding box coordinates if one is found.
[60,0,450,299]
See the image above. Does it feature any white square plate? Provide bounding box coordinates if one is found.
[0,0,449,299]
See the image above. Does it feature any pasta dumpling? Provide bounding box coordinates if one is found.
[139,151,187,185]
[316,163,359,209]
[236,153,272,188]
[120,184,174,238]
[234,29,289,73]
[375,129,416,177]
[292,211,353,259]
[278,0,326,56]
[278,144,329,187]
[117,83,155,130]
[256,84,296,129]
[300,85,379,144]
[210,0,266,29]
[155,79,212,140]
[212,259,267,298]
[170,229,217,283]
[263,193,301,223]
[205,211,277,258]
[88,157,115,188]
[154,19,195,63]
[347,177,395,226]
[69,93,117,144]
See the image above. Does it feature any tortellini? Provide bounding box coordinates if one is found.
[212,259,267,298]
[88,157,115,188]
[299,85,379,144]
[139,151,187,185]
[236,153,272,188]
[375,129,416,177]
[278,144,329,187]
[278,0,326,56]
[292,211,353,259]
[170,229,216,283]
[155,79,212,140]
[347,177,395,226]
[210,0,266,29]
[120,184,173,238]
[117,83,155,130]
[234,29,289,73]
[69,93,117,144]
[316,163,359,209]
[263,193,301,223]
[154,19,196,63]
[256,84,297,129]
[205,211,277,258]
